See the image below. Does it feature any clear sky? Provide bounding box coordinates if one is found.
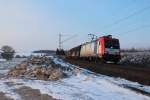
[0,0,150,52]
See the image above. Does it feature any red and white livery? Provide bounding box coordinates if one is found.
[67,35,121,63]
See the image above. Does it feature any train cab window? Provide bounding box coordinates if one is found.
[105,41,112,48]
[113,40,120,49]
[105,40,120,49]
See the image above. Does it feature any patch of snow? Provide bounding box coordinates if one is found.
[53,58,71,68]
[0,58,26,74]
[0,80,21,100]
[0,69,9,74]
[53,57,150,95]
[31,53,47,57]
[102,77,150,93]
[0,59,6,62]
[53,57,150,94]
[15,52,32,57]
[4,74,150,100]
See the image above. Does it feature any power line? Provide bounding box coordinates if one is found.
[117,24,150,35]
[61,34,78,43]
[108,15,150,33]
[103,5,150,30]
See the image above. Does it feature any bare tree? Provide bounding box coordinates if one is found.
[1,45,15,60]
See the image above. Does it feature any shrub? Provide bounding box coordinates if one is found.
[1,45,15,60]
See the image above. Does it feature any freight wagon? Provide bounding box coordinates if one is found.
[67,35,121,63]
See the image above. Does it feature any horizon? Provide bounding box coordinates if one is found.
[0,0,150,53]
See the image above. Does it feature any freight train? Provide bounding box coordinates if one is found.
[67,35,121,63]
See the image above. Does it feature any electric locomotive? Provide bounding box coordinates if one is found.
[67,35,121,63]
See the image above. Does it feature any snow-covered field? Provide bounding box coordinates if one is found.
[120,51,150,65]
[0,56,150,100]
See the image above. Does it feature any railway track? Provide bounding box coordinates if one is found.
[64,58,150,86]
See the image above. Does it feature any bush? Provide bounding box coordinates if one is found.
[1,45,15,60]
[56,49,65,55]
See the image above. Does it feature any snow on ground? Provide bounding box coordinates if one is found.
[120,51,150,65]
[0,72,149,100]
[0,56,150,100]
[0,58,26,74]
[0,79,22,100]
[53,57,150,94]
[101,76,150,93]
[15,52,32,57]
[0,59,6,62]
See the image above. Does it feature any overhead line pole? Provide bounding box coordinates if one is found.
[58,34,77,50]
[59,33,62,50]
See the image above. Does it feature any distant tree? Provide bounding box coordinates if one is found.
[15,55,21,58]
[56,48,65,55]
[56,48,59,55]
[22,55,27,58]
[1,45,15,60]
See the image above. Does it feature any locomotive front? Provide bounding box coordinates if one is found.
[102,35,121,63]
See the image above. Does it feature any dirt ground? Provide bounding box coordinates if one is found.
[0,92,13,100]
[0,78,58,100]
[16,86,58,100]
[65,58,150,86]
[1,81,58,100]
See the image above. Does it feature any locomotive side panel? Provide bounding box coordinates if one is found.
[99,38,105,56]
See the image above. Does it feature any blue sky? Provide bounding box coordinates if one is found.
[0,0,150,52]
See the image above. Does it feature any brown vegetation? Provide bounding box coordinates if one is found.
[8,56,66,81]
[16,86,57,100]
[0,92,13,100]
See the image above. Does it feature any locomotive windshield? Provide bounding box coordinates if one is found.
[105,39,120,49]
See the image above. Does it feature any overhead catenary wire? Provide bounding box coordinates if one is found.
[61,34,78,43]
[103,5,150,30]
[115,24,150,35]
[68,7,150,40]
[116,24,150,35]
[108,15,150,33]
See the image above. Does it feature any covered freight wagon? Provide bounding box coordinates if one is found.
[67,45,81,58]
[80,40,98,57]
